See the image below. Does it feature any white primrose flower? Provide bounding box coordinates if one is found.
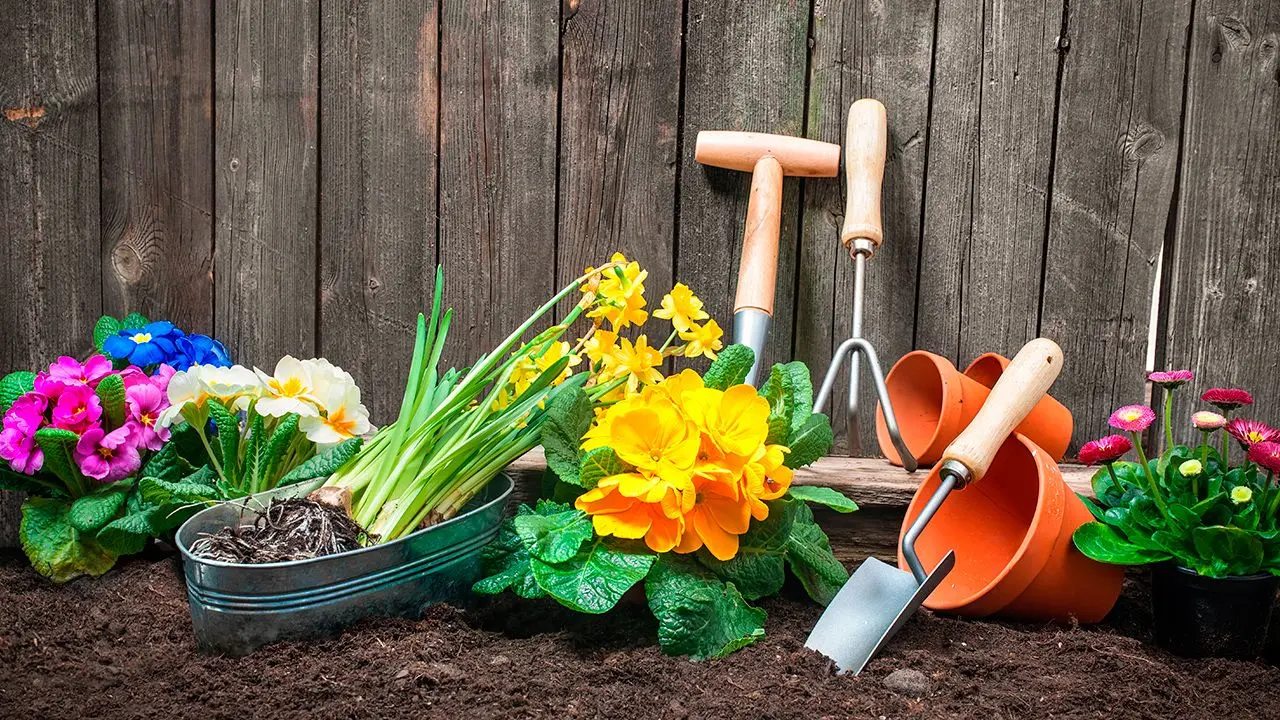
[158,368,209,428]
[254,355,323,418]
[299,378,373,445]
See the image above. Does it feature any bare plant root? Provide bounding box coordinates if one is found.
[189,498,372,564]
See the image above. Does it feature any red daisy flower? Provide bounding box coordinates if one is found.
[1247,441,1280,474]
[1225,417,1279,448]
[1109,404,1156,433]
[1200,388,1254,412]
[1078,434,1133,466]
[1148,369,1194,388]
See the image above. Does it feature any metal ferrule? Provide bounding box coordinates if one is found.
[733,309,771,387]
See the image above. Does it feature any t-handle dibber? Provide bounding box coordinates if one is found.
[695,131,840,385]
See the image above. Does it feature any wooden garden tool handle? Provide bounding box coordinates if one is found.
[941,338,1063,483]
[735,155,783,316]
[841,99,887,250]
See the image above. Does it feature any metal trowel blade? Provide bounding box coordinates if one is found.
[804,550,956,675]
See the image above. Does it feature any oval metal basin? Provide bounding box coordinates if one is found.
[176,474,513,656]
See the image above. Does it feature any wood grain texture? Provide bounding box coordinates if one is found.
[1163,1,1280,443]
[0,0,101,543]
[98,0,215,332]
[1039,0,1193,453]
[914,0,1066,365]
[214,0,320,366]
[556,0,682,309]
[677,0,811,375]
[797,0,936,454]
[318,0,438,426]
[437,0,560,370]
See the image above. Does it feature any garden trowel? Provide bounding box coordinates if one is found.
[694,130,839,385]
[806,337,1064,674]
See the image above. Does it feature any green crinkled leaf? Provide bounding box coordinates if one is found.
[33,427,86,492]
[19,497,118,583]
[206,400,241,485]
[514,507,594,564]
[277,437,362,486]
[0,466,68,498]
[142,442,183,483]
[473,504,551,599]
[530,536,655,614]
[1072,522,1172,565]
[94,373,127,428]
[95,510,154,556]
[169,423,212,467]
[697,500,792,600]
[68,488,128,532]
[242,413,267,490]
[783,413,833,469]
[93,315,124,354]
[1191,526,1264,577]
[646,554,767,660]
[121,312,150,330]
[259,413,300,487]
[759,362,815,446]
[139,476,220,506]
[540,382,594,487]
[703,344,754,391]
[786,486,858,513]
[0,371,37,414]
[783,499,849,605]
[578,446,627,490]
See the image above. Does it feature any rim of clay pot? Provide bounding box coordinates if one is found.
[880,350,971,464]
[901,433,1065,614]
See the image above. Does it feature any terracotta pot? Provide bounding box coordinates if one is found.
[963,353,1073,462]
[873,351,990,466]
[897,433,1124,622]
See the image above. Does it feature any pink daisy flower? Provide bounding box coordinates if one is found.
[1148,369,1194,388]
[1109,404,1156,433]
[1191,410,1227,430]
[1247,441,1280,474]
[1201,388,1254,413]
[1225,417,1279,448]
[1078,435,1133,466]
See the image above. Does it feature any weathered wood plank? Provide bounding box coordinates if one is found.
[214,0,320,365]
[797,0,937,455]
[1039,0,1194,452]
[98,0,215,332]
[318,0,438,425]
[437,0,560,370]
[914,0,1066,364]
[0,0,101,544]
[1163,1,1280,441]
[556,0,682,310]
[676,0,811,375]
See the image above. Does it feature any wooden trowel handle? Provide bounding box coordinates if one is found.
[841,99,887,249]
[941,338,1063,482]
[735,155,783,316]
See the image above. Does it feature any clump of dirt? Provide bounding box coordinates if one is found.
[189,498,367,563]
[0,551,1276,720]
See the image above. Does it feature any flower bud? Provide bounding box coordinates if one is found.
[1178,459,1202,477]
[1230,486,1253,504]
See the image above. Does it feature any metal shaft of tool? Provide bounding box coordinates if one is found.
[814,336,918,472]
[901,461,968,583]
[846,249,868,455]
[734,309,771,387]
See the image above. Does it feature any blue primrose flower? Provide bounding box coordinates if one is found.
[173,334,232,370]
[104,321,183,367]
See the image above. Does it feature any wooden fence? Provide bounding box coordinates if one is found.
[1,0,1278,541]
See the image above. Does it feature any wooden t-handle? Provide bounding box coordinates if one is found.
[940,338,1063,482]
[840,99,887,249]
[735,155,783,316]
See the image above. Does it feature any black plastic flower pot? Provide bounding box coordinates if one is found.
[1151,562,1279,659]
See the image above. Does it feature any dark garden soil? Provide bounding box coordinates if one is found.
[1,548,1277,720]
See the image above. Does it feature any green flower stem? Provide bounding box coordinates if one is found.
[1267,471,1279,521]
[1130,430,1170,518]
[1221,416,1230,468]
[1163,389,1175,454]
[192,422,226,481]
[1199,430,1210,467]
[1104,462,1121,493]
[659,329,679,353]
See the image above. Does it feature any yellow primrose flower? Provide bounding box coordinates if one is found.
[607,397,700,476]
[653,283,709,333]
[575,474,686,554]
[609,336,664,393]
[1231,486,1253,504]
[678,319,724,360]
[682,385,771,457]
[255,356,322,418]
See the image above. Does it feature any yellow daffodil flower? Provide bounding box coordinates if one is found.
[679,319,724,360]
[609,336,664,394]
[653,283,709,333]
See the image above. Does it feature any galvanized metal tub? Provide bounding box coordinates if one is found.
[175,474,513,656]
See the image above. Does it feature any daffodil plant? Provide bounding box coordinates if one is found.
[475,341,853,661]
[1074,370,1280,578]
